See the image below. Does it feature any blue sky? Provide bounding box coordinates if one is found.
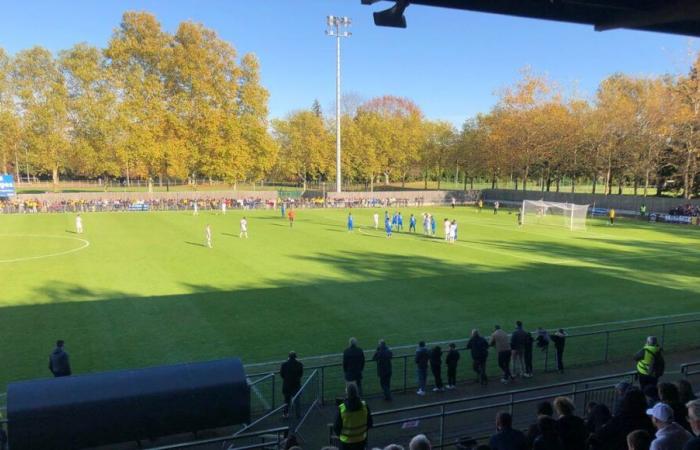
[0,0,696,126]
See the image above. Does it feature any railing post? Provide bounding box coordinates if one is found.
[544,345,549,372]
[403,356,408,394]
[604,331,610,363]
[572,382,578,403]
[509,393,514,415]
[321,366,326,406]
[660,324,666,348]
[272,373,276,410]
[439,405,445,448]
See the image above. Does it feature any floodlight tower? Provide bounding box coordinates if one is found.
[326,16,351,193]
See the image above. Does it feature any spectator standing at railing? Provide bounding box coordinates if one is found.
[48,340,72,377]
[409,434,431,450]
[677,380,697,406]
[415,341,430,396]
[429,345,445,392]
[533,415,564,450]
[685,400,700,449]
[489,411,527,450]
[647,402,691,450]
[445,343,460,390]
[372,340,393,401]
[627,430,652,450]
[334,382,372,450]
[551,329,567,374]
[553,396,589,450]
[510,321,529,378]
[590,389,655,450]
[467,329,489,385]
[490,325,512,384]
[343,338,365,396]
[658,383,691,432]
[527,401,555,447]
[635,336,664,392]
[280,351,303,418]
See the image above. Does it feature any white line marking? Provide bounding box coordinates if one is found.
[0,234,90,263]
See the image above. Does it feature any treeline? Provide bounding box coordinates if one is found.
[0,12,699,198]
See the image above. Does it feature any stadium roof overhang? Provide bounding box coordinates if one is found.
[361,0,700,37]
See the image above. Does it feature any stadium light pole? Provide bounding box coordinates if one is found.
[326,16,351,193]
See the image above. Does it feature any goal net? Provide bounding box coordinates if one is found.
[521,200,589,231]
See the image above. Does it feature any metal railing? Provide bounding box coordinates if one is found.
[146,426,289,450]
[328,371,635,449]
[246,316,700,405]
[681,361,700,378]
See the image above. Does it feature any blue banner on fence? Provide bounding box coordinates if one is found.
[0,175,15,197]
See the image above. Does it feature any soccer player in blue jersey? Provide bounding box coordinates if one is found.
[347,212,354,232]
[385,216,392,238]
[430,215,437,236]
[409,214,417,233]
[397,212,404,231]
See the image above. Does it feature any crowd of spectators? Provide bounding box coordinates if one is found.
[0,195,453,214]
[668,204,700,217]
[0,196,276,213]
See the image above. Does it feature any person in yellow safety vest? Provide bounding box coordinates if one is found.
[609,208,616,225]
[333,382,373,450]
[634,336,664,392]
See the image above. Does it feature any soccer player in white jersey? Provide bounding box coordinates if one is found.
[373,212,379,229]
[193,201,199,216]
[75,214,83,234]
[240,217,248,238]
[205,224,212,248]
[449,220,457,244]
[221,200,227,215]
[443,218,450,241]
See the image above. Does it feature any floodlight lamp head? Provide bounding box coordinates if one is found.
[327,15,335,25]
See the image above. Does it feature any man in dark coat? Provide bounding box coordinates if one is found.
[430,345,444,392]
[551,329,567,374]
[372,340,393,401]
[467,329,489,385]
[343,337,365,395]
[445,343,460,389]
[279,351,304,417]
[511,321,530,378]
[415,341,430,395]
[48,340,72,377]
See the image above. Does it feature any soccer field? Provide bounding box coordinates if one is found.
[1,207,699,390]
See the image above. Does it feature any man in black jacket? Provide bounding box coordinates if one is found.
[467,329,489,385]
[415,341,430,395]
[510,321,530,378]
[343,337,365,395]
[445,343,460,389]
[430,345,445,392]
[48,340,71,377]
[280,351,304,418]
[372,340,393,401]
[551,329,567,374]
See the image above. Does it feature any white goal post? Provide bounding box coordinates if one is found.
[521,200,589,231]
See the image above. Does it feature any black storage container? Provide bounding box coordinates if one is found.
[7,357,250,450]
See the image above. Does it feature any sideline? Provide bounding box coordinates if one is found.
[0,234,90,263]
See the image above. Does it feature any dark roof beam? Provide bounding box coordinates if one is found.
[594,0,700,31]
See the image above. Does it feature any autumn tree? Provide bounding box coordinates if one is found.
[12,47,70,189]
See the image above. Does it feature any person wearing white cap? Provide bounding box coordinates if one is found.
[647,402,691,450]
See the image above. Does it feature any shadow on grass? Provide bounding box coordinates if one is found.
[2,244,699,390]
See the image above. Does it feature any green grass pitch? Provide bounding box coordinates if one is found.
[1,206,699,390]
